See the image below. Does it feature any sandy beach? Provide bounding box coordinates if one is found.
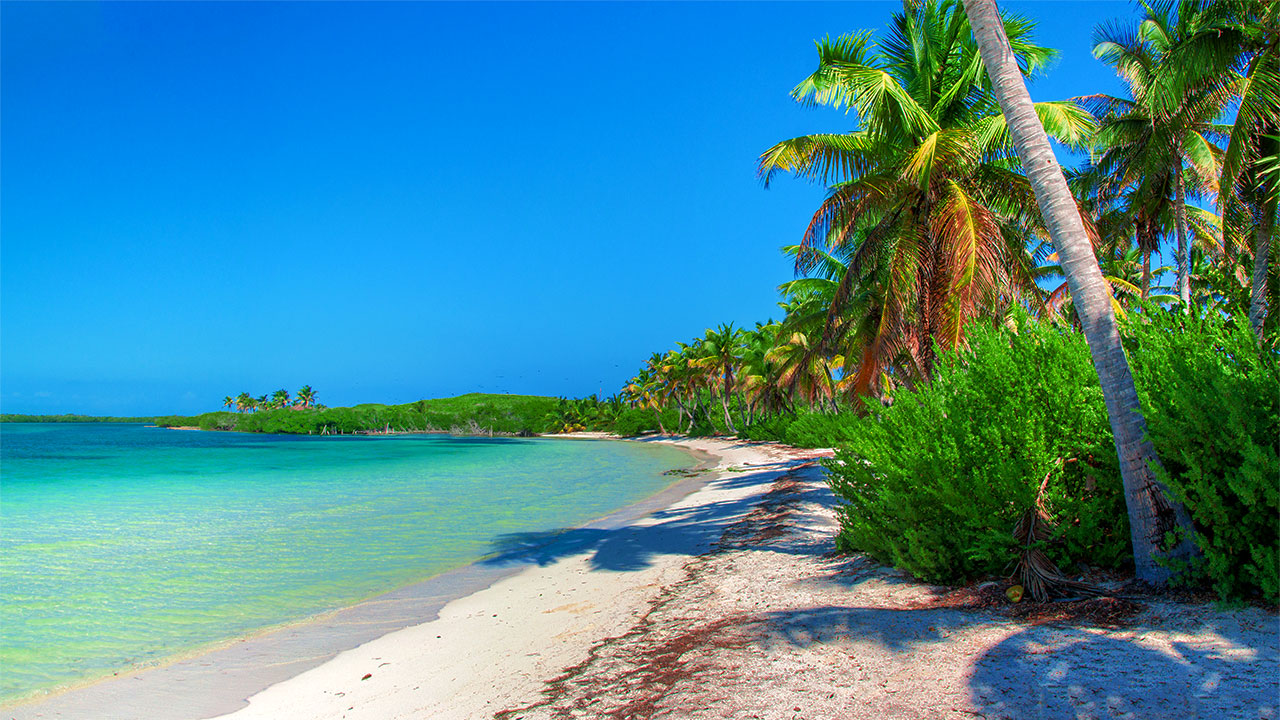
[9,436,1278,720]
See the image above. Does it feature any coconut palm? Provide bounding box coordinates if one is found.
[695,323,745,433]
[295,385,317,409]
[1146,0,1278,335]
[235,392,253,413]
[1087,2,1232,309]
[963,0,1197,584]
[758,0,1091,388]
[223,396,235,411]
[269,389,290,410]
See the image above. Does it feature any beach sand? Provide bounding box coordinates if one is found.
[9,436,1277,719]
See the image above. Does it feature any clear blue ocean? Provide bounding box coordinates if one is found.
[0,423,695,703]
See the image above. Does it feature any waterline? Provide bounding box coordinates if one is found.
[0,424,696,703]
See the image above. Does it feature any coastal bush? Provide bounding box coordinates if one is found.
[825,316,1128,584]
[781,411,862,448]
[1125,310,1280,603]
[737,414,796,443]
[610,407,664,436]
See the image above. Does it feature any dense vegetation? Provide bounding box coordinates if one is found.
[590,0,1278,602]
[154,394,561,436]
[0,414,157,423]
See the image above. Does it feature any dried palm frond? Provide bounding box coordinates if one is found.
[1012,462,1104,602]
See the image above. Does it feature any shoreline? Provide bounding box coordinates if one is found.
[9,436,1276,719]
[2,435,754,720]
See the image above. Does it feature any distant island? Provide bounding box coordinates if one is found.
[0,414,159,423]
[2,393,652,438]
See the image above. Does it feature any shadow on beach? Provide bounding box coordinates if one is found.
[480,458,833,573]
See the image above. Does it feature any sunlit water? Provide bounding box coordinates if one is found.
[0,423,695,703]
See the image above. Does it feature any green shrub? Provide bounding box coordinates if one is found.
[826,316,1128,584]
[738,414,797,442]
[782,411,862,448]
[1126,310,1280,603]
[611,407,663,436]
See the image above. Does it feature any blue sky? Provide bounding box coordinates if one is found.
[2,1,1136,415]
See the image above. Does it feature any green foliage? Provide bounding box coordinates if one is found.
[2,414,157,423]
[1125,310,1280,603]
[825,317,1128,584]
[160,394,560,436]
[610,407,666,437]
[737,414,797,443]
[739,410,861,448]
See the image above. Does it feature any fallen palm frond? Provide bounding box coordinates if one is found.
[1012,460,1105,602]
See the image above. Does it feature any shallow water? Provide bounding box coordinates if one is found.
[0,423,695,703]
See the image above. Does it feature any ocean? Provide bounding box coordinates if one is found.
[0,423,695,703]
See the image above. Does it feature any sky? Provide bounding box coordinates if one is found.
[2,1,1138,415]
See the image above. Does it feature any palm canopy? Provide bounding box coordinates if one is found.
[758,0,1092,389]
[1088,1,1234,306]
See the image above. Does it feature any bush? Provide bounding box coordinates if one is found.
[781,411,862,448]
[610,407,664,436]
[738,413,797,442]
[1126,310,1280,603]
[826,316,1128,584]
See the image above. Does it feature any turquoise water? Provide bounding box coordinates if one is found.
[0,423,695,703]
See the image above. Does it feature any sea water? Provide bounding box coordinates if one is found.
[0,423,695,703]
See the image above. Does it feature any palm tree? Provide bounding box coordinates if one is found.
[235,392,253,413]
[1087,2,1232,309]
[696,323,745,433]
[270,389,290,410]
[758,0,1091,388]
[295,385,317,409]
[223,396,235,411]
[963,0,1197,584]
[1150,0,1278,335]
[1040,246,1177,323]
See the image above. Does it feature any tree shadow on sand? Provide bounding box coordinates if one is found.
[967,619,1279,719]
[479,459,834,573]
[752,598,1278,719]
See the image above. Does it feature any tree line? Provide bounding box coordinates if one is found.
[222,385,320,413]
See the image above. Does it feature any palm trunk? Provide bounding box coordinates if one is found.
[1174,170,1192,309]
[721,368,736,433]
[1250,208,1273,340]
[964,0,1197,585]
[1141,247,1151,300]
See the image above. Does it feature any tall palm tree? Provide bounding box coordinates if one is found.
[1087,1,1231,308]
[223,396,235,411]
[1150,0,1278,335]
[963,0,1197,584]
[758,0,1091,388]
[696,323,745,432]
[235,392,253,413]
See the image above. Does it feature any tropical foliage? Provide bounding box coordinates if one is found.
[606,0,1276,600]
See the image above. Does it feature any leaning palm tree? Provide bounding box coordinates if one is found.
[758,0,1091,387]
[963,0,1197,584]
